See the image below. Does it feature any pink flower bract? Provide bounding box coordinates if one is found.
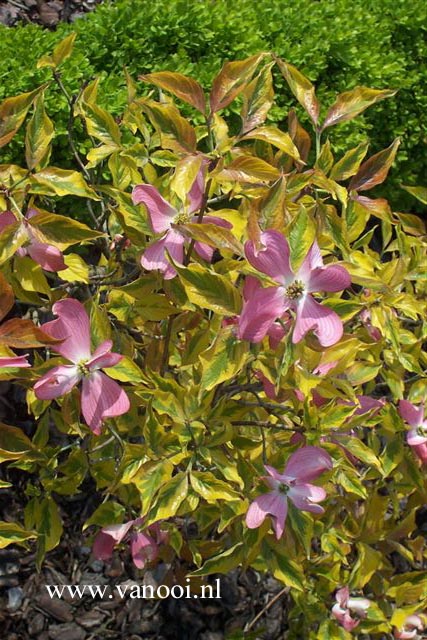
[239,230,350,346]
[331,586,371,631]
[34,299,130,434]
[132,167,232,279]
[246,446,332,539]
[0,209,66,273]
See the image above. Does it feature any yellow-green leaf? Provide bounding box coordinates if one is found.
[0,521,36,549]
[30,168,100,200]
[176,263,241,315]
[25,92,54,170]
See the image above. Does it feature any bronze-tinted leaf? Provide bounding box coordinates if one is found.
[140,71,206,114]
[240,62,275,134]
[349,139,400,192]
[210,53,266,113]
[0,272,14,323]
[0,318,61,348]
[288,109,311,163]
[0,85,47,148]
[275,57,319,125]
[322,87,397,130]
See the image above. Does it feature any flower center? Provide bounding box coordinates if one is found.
[174,211,192,225]
[278,483,289,494]
[417,425,427,437]
[77,361,90,376]
[285,280,305,300]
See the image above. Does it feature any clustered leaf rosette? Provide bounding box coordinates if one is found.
[331,586,371,631]
[246,446,332,539]
[238,230,351,347]
[34,299,130,434]
[0,209,66,272]
[92,518,167,569]
[393,614,425,639]
[399,400,427,464]
[132,166,232,279]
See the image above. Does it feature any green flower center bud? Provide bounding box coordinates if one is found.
[417,425,427,437]
[78,361,90,376]
[278,483,289,494]
[285,280,305,300]
[174,211,192,225]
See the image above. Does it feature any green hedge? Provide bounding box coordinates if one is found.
[1,0,426,210]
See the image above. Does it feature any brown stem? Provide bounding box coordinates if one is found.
[183,177,213,265]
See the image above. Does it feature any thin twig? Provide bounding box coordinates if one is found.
[160,317,174,376]
[244,586,290,632]
[184,177,213,265]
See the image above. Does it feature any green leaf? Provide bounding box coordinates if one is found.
[28,210,103,248]
[0,219,24,266]
[83,501,126,530]
[104,356,145,383]
[275,57,319,124]
[140,71,206,114]
[200,332,248,391]
[349,542,383,588]
[146,472,188,523]
[25,92,54,170]
[30,168,100,200]
[190,471,241,503]
[322,87,397,129]
[210,53,266,113]
[176,263,241,315]
[191,542,245,576]
[287,206,316,271]
[401,184,427,205]
[27,496,63,570]
[82,102,121,146]
[330,142,369,182]
[273,552,305,591]
[131,459,174,512]
[0,423,34,461]
[0,521,36,549]
[338,436,383,473]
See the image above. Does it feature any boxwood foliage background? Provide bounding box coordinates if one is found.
[0,0,426,211]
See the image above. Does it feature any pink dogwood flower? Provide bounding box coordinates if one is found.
[394,614,424,639]
[0,355,30,368]
[0,209,66,272]
[332,586,371,631]
[246,446,332,539]
[34,299,130,434]
[93,518,167,569]
[132,169,232,279]
[239,230,350,346]
[399,400,427,464]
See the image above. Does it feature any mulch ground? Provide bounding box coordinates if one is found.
[0,477,289,639]
[0,0,104,27]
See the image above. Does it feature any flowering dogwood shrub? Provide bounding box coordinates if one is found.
[0,35,426,638]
